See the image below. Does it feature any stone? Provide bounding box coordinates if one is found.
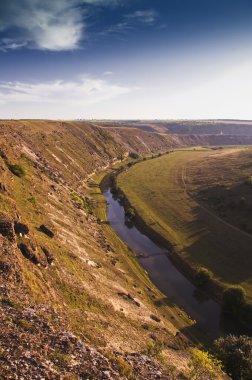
[38,225,54,238]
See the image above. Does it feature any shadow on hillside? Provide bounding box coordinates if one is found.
[180,199,252,285]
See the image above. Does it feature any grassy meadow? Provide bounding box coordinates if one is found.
[117,147,252,300]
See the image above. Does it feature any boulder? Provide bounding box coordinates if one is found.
[14,222,29,236]
[0,217,15,241]
[38,224,54,238]
[18,243,40,265]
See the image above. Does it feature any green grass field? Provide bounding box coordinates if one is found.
[117,147,252,300]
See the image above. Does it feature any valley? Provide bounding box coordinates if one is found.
[1,119,252,379]
[117,148,252,329]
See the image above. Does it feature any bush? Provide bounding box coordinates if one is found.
[145,339,164,358]
[48,350,70,368]
[128,151,139,159]
[195,267,213,287]
[125,208,135,220]
[188,348,222,380]
[222,286,246,317]
[214,335,252,380]
[107,353,133,378]
[7,163,25,177]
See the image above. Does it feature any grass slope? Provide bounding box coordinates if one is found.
[117,148,252,300]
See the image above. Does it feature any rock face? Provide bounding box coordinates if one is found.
[0,301,172,380]
[0,217,15,242]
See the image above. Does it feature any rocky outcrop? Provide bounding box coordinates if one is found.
[0,302,172,380]
[41,246,54,265]
[18,243,40,265]
[38,224,55,238]
[14,222,29,236]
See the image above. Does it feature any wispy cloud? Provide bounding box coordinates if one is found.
[125,10,158,25]
[99,9,158,38]
[81,0,123,6]
[0,75,134,107]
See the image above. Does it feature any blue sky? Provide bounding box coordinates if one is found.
[0,0,252,119]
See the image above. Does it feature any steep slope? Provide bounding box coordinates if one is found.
[0,120,196,379]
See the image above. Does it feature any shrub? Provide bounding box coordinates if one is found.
[188,348,222,380]
[106,353,133,378]
[7,163,25,177]
[125,208,135,220]
[48,350,70,368]
[71,192,93,214]
[214,335,252,380]
[195,267,213,287]
[128,151,139,159]
[145,339,164,358]
[222,286,246,317]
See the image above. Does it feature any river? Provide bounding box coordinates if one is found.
[104,187,226,338]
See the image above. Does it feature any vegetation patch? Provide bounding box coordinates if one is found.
[188,347,223,380]
[106,353,134,379]
[71,192,94,214]
[144,339,164,359]
[48,350,70,369]
[214,335,252,380]
[7,163,25,177]
[195,267,213,288]
[222,285,246,317]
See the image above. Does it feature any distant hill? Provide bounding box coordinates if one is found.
[100,119,252,137]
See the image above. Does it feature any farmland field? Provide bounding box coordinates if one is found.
[117,147,252,300]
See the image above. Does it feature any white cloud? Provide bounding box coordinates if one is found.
[0,0,125,51]
[0,76,134,107]
[0,0,84,51]
[0,1,155,51]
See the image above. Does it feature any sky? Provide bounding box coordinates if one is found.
[0,0,252,120]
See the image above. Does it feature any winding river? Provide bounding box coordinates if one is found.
[104,187,226,338]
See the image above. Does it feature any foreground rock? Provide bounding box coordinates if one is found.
[0,298,172,379]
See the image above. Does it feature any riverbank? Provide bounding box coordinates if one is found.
[90,165,198,341]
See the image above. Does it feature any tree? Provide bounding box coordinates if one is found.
[222,286,246,317]
[195,267,213,288]
[214,335,252,380]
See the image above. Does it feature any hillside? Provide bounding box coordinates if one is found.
[116,148,252,337]
[101,120,252,138]
[0,120,208,379]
